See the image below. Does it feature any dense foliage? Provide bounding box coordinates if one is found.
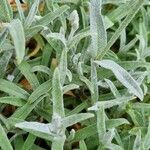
[0,0,150,149]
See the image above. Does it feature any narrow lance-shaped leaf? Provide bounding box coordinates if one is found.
[63,84,79,94]
[10,95,46,120]
[52,68,64,117]
[80,140,87,150]
[95,60,144,100]
[104,79,121,98]
[8,19,25,64]
[0,0,13,22]
[0,50,12,78]
[0,28,8,47]
[0,97,26,107]
[80,76,94,93]
[25,0,40,28]
[31,65,51,75]
[35,5,69,26]
[28,80,51,104]
[68,10,79,40]
[133,130,141,150]
[73,118,129,142]
[91,60,99,104]
[25,26,43,40]
[143,118,150,149]
[18,61,40,90]
[107,0,137,22]
[15,0,25,22]
[21,134,36,150]
[0,79,29,99]
[59,49,67,85]
[45,32,67,47]
[0,124,13,150]
[62,113,94,127]
[97,0,144,59]
[103,129,115,145]
[68,28,90,49]
[104,143,124,150]
[88,96,135,110]
[15,122,56,142]
[90,0,107,57]
[96,104,106,144]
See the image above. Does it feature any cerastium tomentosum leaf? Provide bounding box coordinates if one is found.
[8,19,25,64]
[1,0,150,149]
[0,0,13,22]
[95,60,144,100]
[89,0,107,57]
[97,0,144,59]
[0,124,13,150]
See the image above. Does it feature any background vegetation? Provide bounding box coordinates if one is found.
[0,0,150,149]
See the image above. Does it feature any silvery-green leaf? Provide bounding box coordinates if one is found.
[80,76,94,93]
[143,118,150,149]
[46,32,67,47]
[103,0,126,5]
[105,79,121,98]
[52,68,64,117]
[59,50,67,85]
[31,65,51,75]
[0,79,29,100]
[90,0,107,57]
[15,0,25,22]
[63,84,79,94]
[10,95,47,120]
[0,28,8,47]
[25,0,40,28]
[133,130,141,150]
[73,118,129,142]
[68,28,90,49]
[0,50,12,78]
[96,104,106,142]
[103,129,115,145]
[91,60,98,104]
[8,19,25,64]
[0,124,13,150]
[25,26,43,40]
[62,113,94,127]
[95,60,144,100]
[104,16,114,29]
[68,10,79,39]
[21,134,36,150]
[18,61,40,90]
[66,69,72,82]
[34,5,69,26]
[0,97,26,107]
[55,0,79,4]
[97,0,144,59]
[79,140,87,150]
[88,96,135,110]
[28,80,51,104]
[105,143,124,150]
[0,0,13,22]
[15,122,55,141]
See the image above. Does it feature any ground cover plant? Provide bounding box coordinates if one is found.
[0,0,150,149]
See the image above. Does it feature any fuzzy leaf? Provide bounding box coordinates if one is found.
[0,124,13,150]
[9,19,25,64]
[95,60,144,100]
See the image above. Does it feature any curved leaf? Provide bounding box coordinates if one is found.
[95,60,143,100]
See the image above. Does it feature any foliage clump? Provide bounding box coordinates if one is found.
[0,0,150,149]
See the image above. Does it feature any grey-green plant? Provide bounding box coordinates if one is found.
[0,0,150,149]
